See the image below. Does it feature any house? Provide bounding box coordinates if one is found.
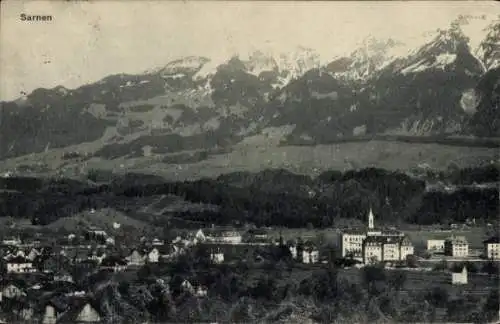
[451,266,468,285]
[26,248,42,261]
[65,248,93,264]
[100,256,127,272]
[362,236,383,264]
[382,237,401,261]
[105,237,115,246]
[53,271,74,283]
[444,236,469,257]
[399,236,415,260]
[195,285,208,297]
[0,283,26,301]
[2,237,21,246]
[125,249,146,266]
[245,228,269,243]
[146,247,160,263]
[181,279,208,297]
[84,227,107,244]
[427,239,445,253]
[362,236,414,264]
[15,304,35,321]
[483,236,500,259]
[42,304,58,324]
[194,229,206,243]
[87,249,107,264]
[6,256,34,273]
[4,249,27,261]
[341,208,407,262]
[181,279,194,293]
[301,241,319,264]
[41,300,68,324]
[57,300,102,323]
[209,248,224,264]
[203,228,242,244]
[151,238,164,246]
[36,254,69,273]
[287,240,298,259]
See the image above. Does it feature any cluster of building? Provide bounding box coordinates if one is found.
[427,235,499,260]
[193,227,321,264]
[341,208,500,265]
[340,208,415,264]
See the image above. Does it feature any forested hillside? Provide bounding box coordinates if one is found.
[0,166,497,228]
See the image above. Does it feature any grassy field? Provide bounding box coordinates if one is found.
[405,227,488,249]
[1,140,497,181]
[337,267,499,295]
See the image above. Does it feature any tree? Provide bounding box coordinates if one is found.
[361,265,387,295]
[433,259,448,271]
[425,286,449,308]
[388,270,407,291]
[483,289,500,322]
[405,254,418,268]
[137,264,152,281]
[481,261,499,275]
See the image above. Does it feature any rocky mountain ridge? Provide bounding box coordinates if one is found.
[0,17,498,173]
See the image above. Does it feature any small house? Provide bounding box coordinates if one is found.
[451,266,468,285]
[151,238,164,246]
[100,256,127,272]
[209,248,224,264]
[53,271,74,283]
[41,300,67,324]
[6,256,34,273]
[2,237,21,246]
[125,249,146,266]
[57,300,102,323]
[301,241,319,264]
[0,283,26,301]
[204,228,242,244]
[146,247,160,263]
[195,285,208,297]
[181,279,194,294]
[427,239,445,253]
[26,248,41,261]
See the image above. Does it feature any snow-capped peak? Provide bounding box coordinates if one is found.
[240,50,279,76]
[193,46,322,89]
[146,56,210,76]
[475,17,500,70]
[325,36,409,81]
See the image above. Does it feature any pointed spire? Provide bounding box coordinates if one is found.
[368,207,374,229]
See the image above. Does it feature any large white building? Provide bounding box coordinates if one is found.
[483,236,500,259]
[427,239,445,253]
[444,236,469,258]
[340,208,413,264]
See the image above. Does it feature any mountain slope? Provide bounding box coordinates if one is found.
[1,18,499,178]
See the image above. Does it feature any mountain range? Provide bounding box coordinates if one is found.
[1,16,499,179]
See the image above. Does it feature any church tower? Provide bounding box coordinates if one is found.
[368,207,374,229]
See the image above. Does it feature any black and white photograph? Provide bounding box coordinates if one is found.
[0,1,499,323]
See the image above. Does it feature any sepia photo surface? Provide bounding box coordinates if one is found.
[0,1,499,323]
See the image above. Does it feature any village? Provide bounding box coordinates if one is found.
[0,207,498,323]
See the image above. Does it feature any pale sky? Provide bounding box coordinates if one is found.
[0,1,498,101]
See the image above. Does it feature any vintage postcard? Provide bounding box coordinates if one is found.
[0,1,499,323]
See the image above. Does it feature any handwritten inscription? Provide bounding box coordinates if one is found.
[20,14,53,22]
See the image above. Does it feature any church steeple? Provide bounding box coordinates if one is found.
[368,207,374,229]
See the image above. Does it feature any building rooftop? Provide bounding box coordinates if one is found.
[483,236,500,244]
[446,236,469,244]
